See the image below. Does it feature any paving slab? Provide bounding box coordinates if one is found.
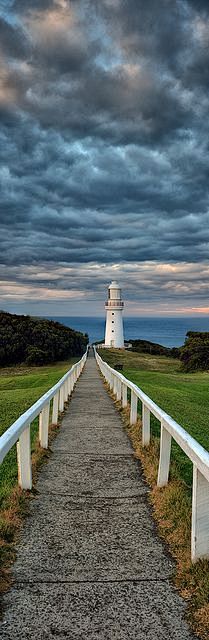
[67,406,120,417]
[36,454,148,497]
[51,424,132,454]
[1,582,195,640]
[56,415,123,428]
[12,495,173,582]
[0,349,197,639]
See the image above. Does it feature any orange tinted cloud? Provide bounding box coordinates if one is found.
[24,3,75,44]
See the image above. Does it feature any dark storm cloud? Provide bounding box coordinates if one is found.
[98,0,187,62]
[13,0,53,11]
[189,1,209,12]
[0,16,30,59]
[0,0,209,310]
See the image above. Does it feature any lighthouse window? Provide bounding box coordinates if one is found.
[112,320,114,323]
[112,313,114,316]
[112,330,114,333]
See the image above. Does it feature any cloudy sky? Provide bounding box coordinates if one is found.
[1,0,209,316]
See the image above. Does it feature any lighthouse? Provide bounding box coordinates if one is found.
[104,281,124,348]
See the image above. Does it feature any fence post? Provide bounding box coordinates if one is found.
[39,402,50,449]
[142,404,150,446]
[116,378,122,401]
[17,424,32,490]
[70,371,74,392]
[68,374,72,396]
[130,390,138,425]
[157,421,171,487]
[59,385,64,412]
[52,392,59,424]
[113,375,117,396]
[64,380,68,403]
[72,369,76,388]
[191,464,209,562]
[122,383,128,408]
[109,373,114,391]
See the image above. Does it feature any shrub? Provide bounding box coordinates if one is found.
[180,332,209,371]
[25,347,47,365]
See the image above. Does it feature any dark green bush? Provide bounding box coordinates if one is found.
[180,332,209,371]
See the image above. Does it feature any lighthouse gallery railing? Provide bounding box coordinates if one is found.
[105,300,124,308]
[0,349,88,490]
[95,347,209,563]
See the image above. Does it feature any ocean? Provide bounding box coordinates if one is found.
[47,316,209,348]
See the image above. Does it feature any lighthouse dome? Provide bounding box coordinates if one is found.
[108,281,120,289]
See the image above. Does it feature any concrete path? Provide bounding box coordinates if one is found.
[1,350,197,639]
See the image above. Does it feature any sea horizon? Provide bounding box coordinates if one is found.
[46,315,209,349]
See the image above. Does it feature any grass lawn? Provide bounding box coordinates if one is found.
[0,360,76,508]
[99,349,209,486]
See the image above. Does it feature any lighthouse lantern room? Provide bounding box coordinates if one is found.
[104,281,124,348]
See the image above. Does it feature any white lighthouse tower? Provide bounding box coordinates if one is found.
[104,281,124,348]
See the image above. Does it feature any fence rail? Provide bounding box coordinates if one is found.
[0,349,88,490]
[95,347,209,563]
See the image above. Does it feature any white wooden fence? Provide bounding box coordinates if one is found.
[95,348,209,563]
[0,350,88,491]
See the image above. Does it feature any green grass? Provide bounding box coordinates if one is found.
[0,360,76,508]
[99,349,209,485]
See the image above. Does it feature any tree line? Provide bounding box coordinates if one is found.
[0,312,88,366]
[130,338,179,358]
[131,333,209,372]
